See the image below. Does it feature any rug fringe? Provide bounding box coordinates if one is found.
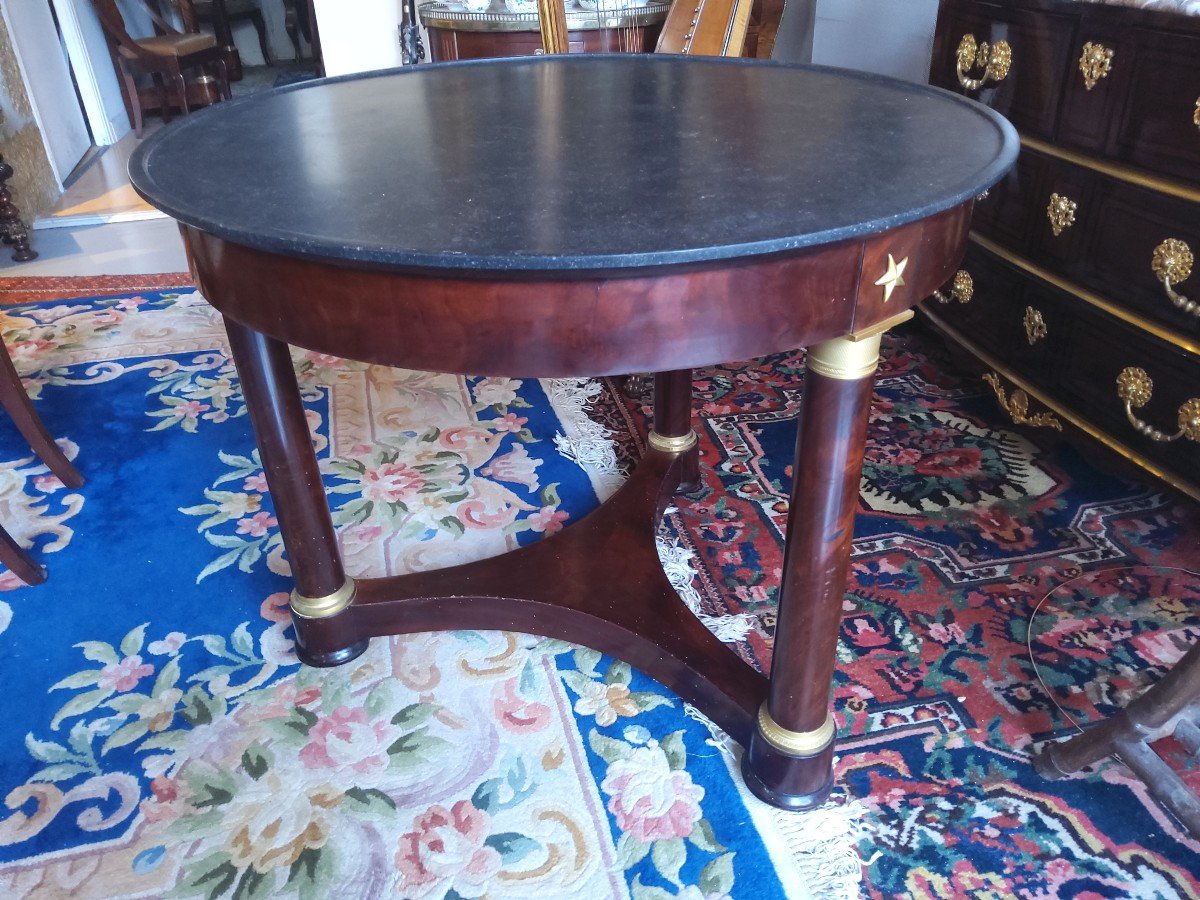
[684,704,867,900]
[658,533,755,642]
[544,377,626,499]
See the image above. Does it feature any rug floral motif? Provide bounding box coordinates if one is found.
[0,289,805,899]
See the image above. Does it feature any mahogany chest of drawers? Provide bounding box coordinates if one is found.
[922,0,1200,500]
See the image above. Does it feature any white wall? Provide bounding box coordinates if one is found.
[3,0,92,181]
[812,0,940,84]
[314,0,405,77]
[55,0,138,144]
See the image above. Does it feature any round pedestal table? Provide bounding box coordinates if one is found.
[130,54,1017,809]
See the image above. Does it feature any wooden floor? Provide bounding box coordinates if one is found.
[38,127,163,229]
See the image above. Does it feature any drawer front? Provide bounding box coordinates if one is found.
[972,149,1052,255]
[1069,176,1200,339]
[935,242,1075,391]
[1056,23,1129,156]
[1028,152,1094,270]
[926,242,1028,362]
[990,147,1200,340]
[929,1,1077,141]
[1111,29,1200,187]
[1059,305,1200,481]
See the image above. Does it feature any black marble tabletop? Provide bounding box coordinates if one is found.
[129,55,1018,274]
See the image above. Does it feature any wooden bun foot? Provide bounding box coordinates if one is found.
[742,728,836,811]
[295,636,369,668]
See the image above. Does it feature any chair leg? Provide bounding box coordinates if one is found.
[213,57,232,100]
[168,63,189,116]
[155,72,174,125]
[283,0,303,61]
[0,523,45,586]
[251,10,272,65]
[0,343,83,489]
[121,64,145,138]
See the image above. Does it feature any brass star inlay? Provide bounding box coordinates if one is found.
[874,254,908,303]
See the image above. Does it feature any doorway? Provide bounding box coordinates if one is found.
[3,1,94,186]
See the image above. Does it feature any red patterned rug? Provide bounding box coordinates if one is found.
[0,274,192,306]
[590,323,1200,897]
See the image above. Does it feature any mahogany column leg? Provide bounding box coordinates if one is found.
[222,317,366,666]
[652,369,699,492]
[743,333,881,809]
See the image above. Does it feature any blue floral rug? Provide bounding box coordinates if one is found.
[0,287,840,899]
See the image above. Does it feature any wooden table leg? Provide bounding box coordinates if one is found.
[743,333,881,809]
[222,317,366,666]
[652,369,699,492]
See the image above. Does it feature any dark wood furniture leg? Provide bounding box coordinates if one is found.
[0,524,46,586]
[743,333,881,809]
[222,317,366,665]
[210,0,243,81]
[1035,641,1200,838]
[305,0,322,76]
[0,343,83,489]
[0,338,83,585]
[0,155,37,263]
[248,7,271,65]
[652,369,699,492]
[282,0,303,60]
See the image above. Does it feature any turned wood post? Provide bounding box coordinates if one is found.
[652,369,700,491]
[222,317,367,666]
[0,154,37,263]
[743,333,881,809]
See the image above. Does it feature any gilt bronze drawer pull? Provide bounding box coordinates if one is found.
[1046,193,1077,237]
[1078,41,1114,91]
[1116,367,1200,443]
[1151,238,1197,317]
[955,34,1012,91]
[932,269,973,305]
[984,372,1062,430]
[1023,306,1047,345]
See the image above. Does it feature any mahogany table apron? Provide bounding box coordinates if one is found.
[128,54,1017,810]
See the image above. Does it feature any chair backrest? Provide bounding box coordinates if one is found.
[655,0,755,56]
[89,0,138,48]
[89,0,181,48]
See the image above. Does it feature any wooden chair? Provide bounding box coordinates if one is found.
[0,340,84,586]
[89,0,232,137]
[1036,641,1200,838]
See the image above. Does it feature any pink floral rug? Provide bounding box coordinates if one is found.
[0,285,855,898]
